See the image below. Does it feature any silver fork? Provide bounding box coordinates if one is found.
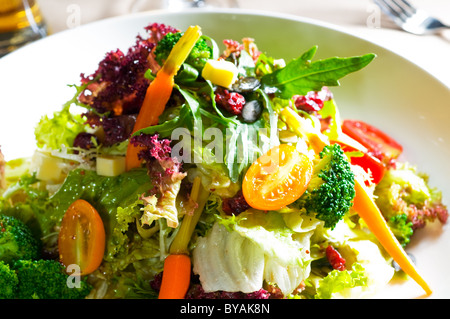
[373,0,450,35]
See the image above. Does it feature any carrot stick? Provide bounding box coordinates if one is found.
[158,254,192,299]
[158,177,209,299]
[353,178,432,296]
[126,25,202,171]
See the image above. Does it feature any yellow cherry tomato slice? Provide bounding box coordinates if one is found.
[242,144,314,211]
[58,199,105,276]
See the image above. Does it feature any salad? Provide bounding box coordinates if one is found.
[0,22,448,299]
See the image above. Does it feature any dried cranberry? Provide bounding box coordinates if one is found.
[222,190,251,215]
[326,245,346,271]
[294,87,333,113]
[215,88,246,115]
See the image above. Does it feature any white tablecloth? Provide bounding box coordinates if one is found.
[38,0,450,88]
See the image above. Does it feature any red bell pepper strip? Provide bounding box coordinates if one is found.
[342,119,403,163]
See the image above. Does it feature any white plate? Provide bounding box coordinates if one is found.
[0,8,449,299]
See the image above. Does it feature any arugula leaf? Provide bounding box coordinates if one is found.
[261,46,376,99]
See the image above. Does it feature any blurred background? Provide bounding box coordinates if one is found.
[1,0,449,85]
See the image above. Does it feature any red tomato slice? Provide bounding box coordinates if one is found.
[342,120,403,163]
[242,144,314,211]
[332,141,386,184]
[58,199,105,276]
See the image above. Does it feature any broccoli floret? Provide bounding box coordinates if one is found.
[0,260,18,299]
[387,214,414,247]
[0,214,41,265]
[297,144,355,229]
[374,163,448,244]
[13,259,92,299]
[154,32,212,71]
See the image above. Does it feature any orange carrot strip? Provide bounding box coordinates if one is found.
[158,177,209,299]
[125,25,202,171]
[158,254,192,299]
[353,178,432,296]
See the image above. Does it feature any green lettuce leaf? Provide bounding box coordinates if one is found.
[193,210,318,295]
[315,263,368,299]
[35,106,87,150]
[35,84,91,150]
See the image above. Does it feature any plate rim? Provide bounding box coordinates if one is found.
[1,7,448,90]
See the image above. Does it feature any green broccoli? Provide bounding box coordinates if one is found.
[13,259,92,299]
[387,214,414,247]
[297,144,356,229]
[0,260,18,299]
[154,32,212,71]
[0,214,41,265]
[374,163,448,246]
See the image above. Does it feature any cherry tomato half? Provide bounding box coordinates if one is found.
[58,199,105,276]
[342,120,403,163]
[242,144,314,211]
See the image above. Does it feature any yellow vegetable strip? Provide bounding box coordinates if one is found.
[170,177,210,255]
[280,107,327,154]
[353,178,432,296]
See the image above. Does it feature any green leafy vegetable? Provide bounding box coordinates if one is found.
[314,263,367,299]
[193,210,318,296]
[261,46,376,99]
[34,84,90,150]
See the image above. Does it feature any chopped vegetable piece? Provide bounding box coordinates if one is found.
[242,144,314,211]
[58,199,106,276]
[202,59,239,88]
[32,151,64,183]
[342,120,403,163]
[353,178,432,295]
[126,25,202,170]
[96,155,126,177]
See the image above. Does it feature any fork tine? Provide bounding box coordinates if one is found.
[374,0,450,34]
[374,0,405,20]
[398,0,417,14]
[374,0,412,21]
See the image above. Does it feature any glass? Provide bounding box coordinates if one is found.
[0,0,47,57]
